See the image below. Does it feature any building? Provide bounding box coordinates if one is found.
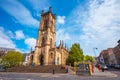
[0,47,15,57]
[94,57,99,64]
[28,7,69,66]
[99,50,109,64]
[113,40,120,64]
[108,48,117,65]
[98,40,120,65]
[99,48,117,65]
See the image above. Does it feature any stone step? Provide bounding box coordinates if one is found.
[5,65,67,73]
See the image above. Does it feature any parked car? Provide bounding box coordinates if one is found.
[109,64,116,68]
[114,64,120,69]
[100,64,108,70]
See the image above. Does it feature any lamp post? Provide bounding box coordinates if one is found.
[93,48,98,63]
[93,48,98,57]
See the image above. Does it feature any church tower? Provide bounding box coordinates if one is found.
[33,7,56,65]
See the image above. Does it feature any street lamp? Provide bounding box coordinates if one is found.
[93,48,98,57]
[93,48,98,63]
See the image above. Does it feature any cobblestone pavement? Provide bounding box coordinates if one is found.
[0,71,120,80]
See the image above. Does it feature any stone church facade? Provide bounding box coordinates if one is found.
[28,7,69,66]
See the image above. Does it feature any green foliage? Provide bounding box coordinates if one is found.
[84,55,94,62]
[1,51,24,67]
[67,43,84,66]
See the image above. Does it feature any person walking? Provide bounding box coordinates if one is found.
[98,64,101,70]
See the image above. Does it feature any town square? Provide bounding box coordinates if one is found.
[0,0,120,80]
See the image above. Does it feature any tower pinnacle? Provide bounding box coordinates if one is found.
[49,6,52,12]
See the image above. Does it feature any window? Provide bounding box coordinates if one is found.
[44,20,48,30]
[41,38,45,46]
[51,53,53,58]
[50,38,52,48]
[50,21,53,31]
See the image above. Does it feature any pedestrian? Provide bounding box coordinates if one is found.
[91,63,94,73]
[66,67,68,73]
[98,64,101,70]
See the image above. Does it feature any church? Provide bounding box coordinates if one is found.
[28,7,69,66]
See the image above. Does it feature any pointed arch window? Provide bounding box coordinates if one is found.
[50,38,52,48]
[50,21,53,31]
[44,20,48,30]
[41,37,45,46]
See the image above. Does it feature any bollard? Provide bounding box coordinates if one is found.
[53,68,55,74]
[102,68,104,72]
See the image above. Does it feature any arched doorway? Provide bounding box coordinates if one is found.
[49,53,53,64]
[39,55,44,65]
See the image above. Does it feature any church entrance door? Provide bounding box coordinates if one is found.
[39,55,44,65]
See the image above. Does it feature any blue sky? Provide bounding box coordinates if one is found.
[0,0,120,56]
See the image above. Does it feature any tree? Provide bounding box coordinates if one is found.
[67,43,84,66]
[2,51,24,67]
[84,55,94,62]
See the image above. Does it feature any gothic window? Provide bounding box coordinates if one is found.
[50,38,52,48]
[50,21,53,31]
[51,53,53,58]
[41,37,45,46]
[57,57,59,65]
[44,20,48,30]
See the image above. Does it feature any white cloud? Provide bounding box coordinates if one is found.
[0,27,16,48]
[7,30,14,38]
[27,0,50,11]
[25,38,36,48]
[15,30,25,40]
[0,0,39,27]
[26,0,51,17]
[79,0,120,56]
[56,29,70,46]
[57,16,66,25]
[60,0,120,56]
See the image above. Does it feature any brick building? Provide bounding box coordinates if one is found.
[99,40,120,65]
[108,48,117,65]
[113,40,120,64]
[99,50,109,64]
